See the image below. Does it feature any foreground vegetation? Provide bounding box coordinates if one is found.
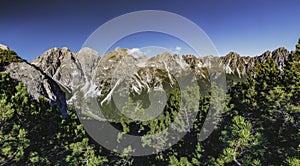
[0,40,300,165]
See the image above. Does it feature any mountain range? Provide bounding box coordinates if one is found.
[0,44,292,117]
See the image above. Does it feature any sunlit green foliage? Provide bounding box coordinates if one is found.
[0,73,110,165]
[0,49,23,68]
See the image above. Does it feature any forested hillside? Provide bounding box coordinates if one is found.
[0,40,299,165]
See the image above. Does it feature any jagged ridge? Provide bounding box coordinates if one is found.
[0,46,68,118]
[1,43,291,119]
[30,46,291,111]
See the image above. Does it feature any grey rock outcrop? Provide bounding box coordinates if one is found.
[29,46,291,113]
[31,47,85,93]
[0,44,9,50]
[4,61,68,118]
[32,46,292,95]
[183,47,290,78]
[76,47,101,81]
[257,47,290,65]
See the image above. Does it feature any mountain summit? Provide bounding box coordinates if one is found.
[0,43,9,50]
[29,47,291,117]
[0,45,68,118]
[0,44,291,118]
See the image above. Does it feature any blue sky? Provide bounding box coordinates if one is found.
[1,0,300,60]
[106,32,198,56]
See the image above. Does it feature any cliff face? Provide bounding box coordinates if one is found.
[30,46,291,112]
[0,44,9,50]
[0,43,291,119]
[183,47,290,79]
[0,47,68,118]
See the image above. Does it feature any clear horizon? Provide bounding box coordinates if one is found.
[1,0,300,61]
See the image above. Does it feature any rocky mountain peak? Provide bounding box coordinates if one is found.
[100,48,135,63]
[223,52,242,61]
[272,47,290,56]
[77,47,99,56]
[257,47,290,64]
[183,54,198,66]
[0,43,9,50]
[76,47,101,81]
[26,46,294,115]
[224,54,247,77]
[0,49,68,118]
[1,42,294,121]
[61,47,70,51]
[222,52,244,65]
[31,47,84,91]
[226,51,240,58]
[161,51,172,58]
[32,47,76,66]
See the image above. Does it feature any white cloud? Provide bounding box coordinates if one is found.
[175,46,182,52]
[127,48,143,58]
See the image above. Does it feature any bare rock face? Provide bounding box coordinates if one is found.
[28,45,291,118]
[4,61,68,118]
[257,47,290,65]
[194,48,290,78]
[31,47,85,93]
[0,44,9,50]
[76,47,101,80]
[31,46,292,96]
[0,43,290,120]
[220,52,255,77]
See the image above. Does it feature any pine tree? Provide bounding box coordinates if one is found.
[225,39,300,164]
[217,116,262,166]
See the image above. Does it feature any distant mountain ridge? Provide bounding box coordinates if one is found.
[0,44,291,118]
[183,47,290,78]
[30,46,291,116]
[32,46,291,85]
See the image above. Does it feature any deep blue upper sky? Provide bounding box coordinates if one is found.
[1,0,300,60]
